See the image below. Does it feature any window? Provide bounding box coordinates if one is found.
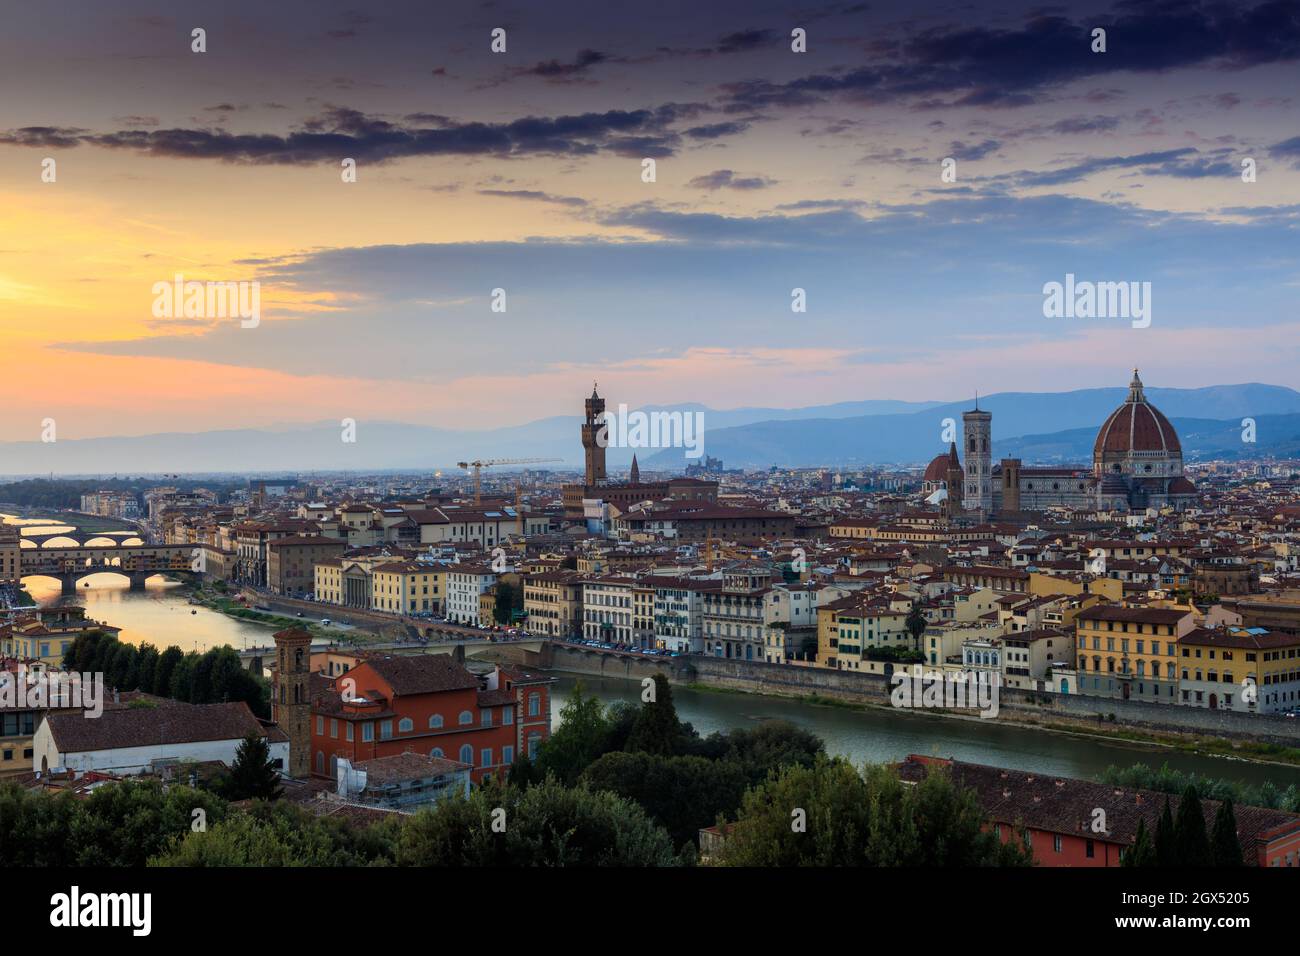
[459,744,473,764]
[528,693,540,717]
[503,745,514,765]
[362,722,374,742]
[431,747,444,758]
[503,706,513,725]
[1053,835,1062,853]
[346,722,354,742]
[380,719,393,740]
[316,716,325,734]
[429,714,444,729]
[481,748,492,767]
[330,719,338,738]
[458,710,473,726]
[480,708,492,727]
[398,717,414,733]
[1085,839,1095,859]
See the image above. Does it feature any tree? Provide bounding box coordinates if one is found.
[532,683,613,786]
[688,720,824,787]
[714,757,1030,867]
[225,732,284,801]
[396,778,681,867]
[1210,799,1243,867]
[70,781,228,866]
[626,673,686,757]
[1123,818,1156,867]
[153,646,183,696]
[905,601,928,654]
[1154,797,1177,866]
[1174,785,1212,867]
[582,750,748,850]
[150,801,391,867]
[136,643,159,695]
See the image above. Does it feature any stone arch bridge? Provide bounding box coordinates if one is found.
[20,542,201,594]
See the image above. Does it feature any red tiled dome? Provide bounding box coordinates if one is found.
[923,453,952,482]
[1093,370,1181,458]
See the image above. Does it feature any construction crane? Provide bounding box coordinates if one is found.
[457,458,561,505]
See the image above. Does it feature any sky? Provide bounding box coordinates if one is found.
[1,0,1299,441]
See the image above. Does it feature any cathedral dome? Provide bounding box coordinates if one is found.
[923,452,952,482]
[1093,369,1181,458]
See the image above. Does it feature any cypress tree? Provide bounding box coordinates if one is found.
[1210,798,1244,867]
[1174,785,1212,866]
[1154,797,1176,866]
[1124,818,1156,867]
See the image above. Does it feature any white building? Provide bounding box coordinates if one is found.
[445,565,497,626]
[32,701,288,776]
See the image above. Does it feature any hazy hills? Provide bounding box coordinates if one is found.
[0,385,1295,476]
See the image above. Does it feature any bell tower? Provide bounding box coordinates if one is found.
[962,395,993,516]
[582,383,607,486]
[272,626,312,778]
[943,442,963,521]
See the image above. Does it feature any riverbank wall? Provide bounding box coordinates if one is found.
[533,645,1300,749]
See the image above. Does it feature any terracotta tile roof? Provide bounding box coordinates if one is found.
[360,654,480,696]
[354,751,471,784]
[899,756,1299,864]
[44,701,266,753]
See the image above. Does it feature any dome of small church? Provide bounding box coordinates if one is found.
[1093,369,1181,458]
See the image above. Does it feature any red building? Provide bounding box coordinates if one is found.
[307,654,554,783]
[898,755,1300,867]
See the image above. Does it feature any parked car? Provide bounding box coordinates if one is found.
[320,619,332,626]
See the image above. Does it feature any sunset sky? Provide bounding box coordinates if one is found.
[2,0,1299,441]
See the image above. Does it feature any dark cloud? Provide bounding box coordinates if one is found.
[997,147,1202,187]
[720,1,1300,112]
[947,139,1000,161]
[1,104,699,164]
[1271,134,1300,165]
[477,188,588,206]
[684,121,750,139]
[713,29,780,53]
[0,126,86,148]
[687,169,775,190]
[515,49,611,81]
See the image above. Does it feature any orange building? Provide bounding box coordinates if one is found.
[899,755,1300,867]
[306,654,553,783]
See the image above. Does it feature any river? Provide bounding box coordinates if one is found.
[549,675,1300,790]
[6,511,278,653]
[9,513,1300,788]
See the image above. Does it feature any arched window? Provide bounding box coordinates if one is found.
[398,717,413,733]
[458,710,473,726]
[431,747,444,758]
[315,751,324,774]
[429,714,444,729]
[459,744,473,764]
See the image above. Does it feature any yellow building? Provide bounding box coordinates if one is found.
[370,561,443,615]
[523,570,584,638]
[0,525,20,585]
[1073,604,1197,703]
[1177,627,1300,714]
[816,594,910,670]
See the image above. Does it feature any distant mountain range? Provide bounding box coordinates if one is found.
[1,385,1296,476]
